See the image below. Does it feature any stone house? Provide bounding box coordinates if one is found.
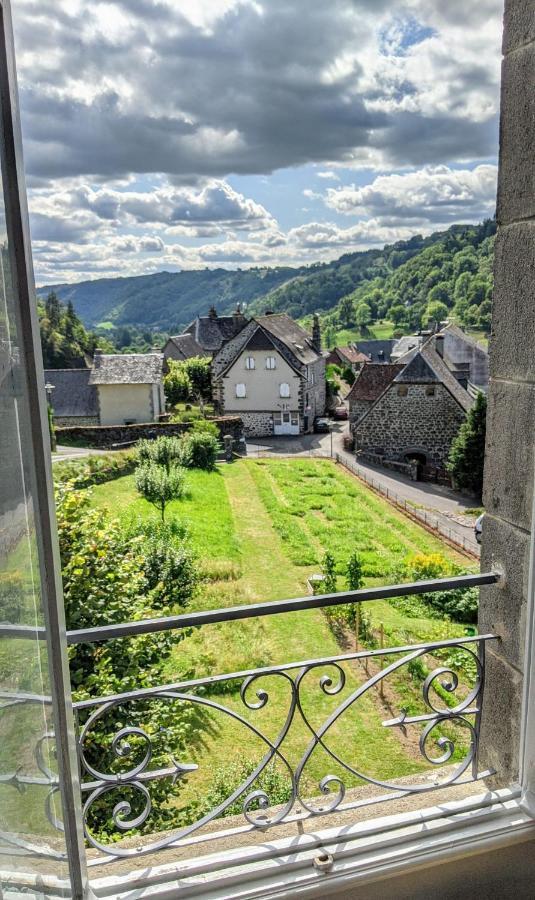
[44,369,99,426]
[326,346,368,372]
[347,363,405,429]
[211,314,326,437]
[88,351,165,426]
[353,336,473,471]
[162,333,207,366]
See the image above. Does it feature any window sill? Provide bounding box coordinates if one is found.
[91,786,535,899]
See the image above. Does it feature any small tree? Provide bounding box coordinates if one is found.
[321,551,337,593]
[355,302,372,328]
[135,462,186,520]
[137,435,183,471]
[346,552,363,591]
[164,360,192,406]
[447,392,487,499]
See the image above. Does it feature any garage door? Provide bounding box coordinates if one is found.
[274,412,300,435]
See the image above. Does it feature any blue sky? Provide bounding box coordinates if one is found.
[12,0,503,285]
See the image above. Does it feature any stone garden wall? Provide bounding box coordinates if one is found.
[56,416,245,450]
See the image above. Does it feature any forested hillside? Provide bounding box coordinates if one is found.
[39,267,303,332]
[252,220,496,337]
[38,220,496,339]
[38,292,109,368]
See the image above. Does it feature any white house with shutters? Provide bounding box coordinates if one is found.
[211,314,326,437]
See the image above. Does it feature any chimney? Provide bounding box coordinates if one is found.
[233,303,245,326]
[312,314,321,352]
[435,334,445,358]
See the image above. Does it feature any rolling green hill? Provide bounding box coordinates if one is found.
[38,220,496,338]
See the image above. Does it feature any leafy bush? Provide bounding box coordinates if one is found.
[56,485,203,839]
[54,451,137,488]
[179,430,220,471]
[164,360,192,405]
[135,461,187,520]
[398,553,478,624]
[186,758,293,822]
[137,435,183,471]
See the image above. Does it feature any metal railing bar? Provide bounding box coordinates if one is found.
[66,572,499,645]
[73,632,498,710]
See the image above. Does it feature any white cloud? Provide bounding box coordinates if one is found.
[324,164,497,223]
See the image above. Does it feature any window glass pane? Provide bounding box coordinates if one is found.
[0,108,71,893]
[280,383,290,398]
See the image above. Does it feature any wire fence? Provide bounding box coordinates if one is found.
[335,452,480,559]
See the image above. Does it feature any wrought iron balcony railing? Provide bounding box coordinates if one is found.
[2,572,499,870]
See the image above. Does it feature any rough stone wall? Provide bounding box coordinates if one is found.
[478,0,535,785]
[55,416,245,449]
[349,399,372,428]
[354,383,466,468]
[307,355,326,423]
[236,411,275,437]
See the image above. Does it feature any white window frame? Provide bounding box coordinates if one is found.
[266,356,276,369]
[235,382,247,398]
[279,382,290,398]
[245,356,255,370]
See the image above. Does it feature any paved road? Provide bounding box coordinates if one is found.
[52,445,110,463]
[246,421,480,556]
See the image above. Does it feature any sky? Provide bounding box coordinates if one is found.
[12,0,503,286]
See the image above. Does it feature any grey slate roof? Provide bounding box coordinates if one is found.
[255,314,320,365]
[165,334,206,359]
[89,353,163,385]
[391,335,424,360]
[394,339,473,412]
[184,312,248,352]
[353,339,397,363]
[44,369,98,418]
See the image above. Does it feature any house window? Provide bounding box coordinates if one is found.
[245,356,255,370]
[426,385,436,396]
[310,370,315,385]
[397,385,408,397]
[235,383,247,398]
[266,357,276,369]
[280,382,290,398]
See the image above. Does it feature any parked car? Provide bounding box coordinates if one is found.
[475,513,484,544]
[314,418,330,433]
[333,405,348,420]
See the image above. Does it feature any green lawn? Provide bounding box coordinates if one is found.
[88,459,476,815]
[332,320,400,345]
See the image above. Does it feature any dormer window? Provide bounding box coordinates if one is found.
[245,357,255,370]
[279,382,290,398]
[235,383,247,398]
[266,357,276,369]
